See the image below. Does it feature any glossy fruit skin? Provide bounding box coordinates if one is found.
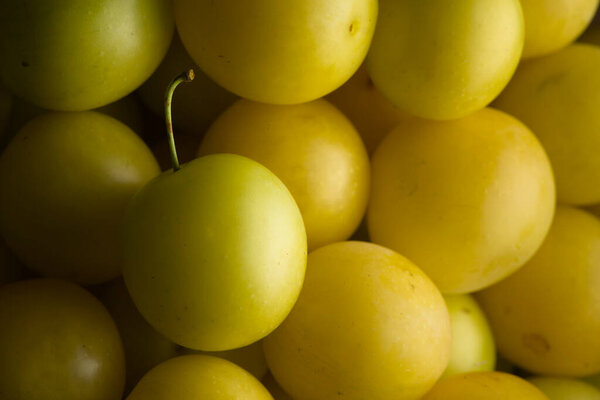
[127,355,273,400]
[442,294,496,378]
[326,63,413,154]
[368,108,555,294]
[0,0,174,111]
[476,206,600,376]
[122,154,306,351]
[494,43,600,205]
[174,0,377,104]
[528,377,600,400]
[520,0,599,59]
[138,34,238,136]
[97,278,179,394]
[421,372,549,400]
[199,99,370,251]
[0,279,125,400]
[0,112,160,285]
[263,241,451,400]
[367,0,524,120]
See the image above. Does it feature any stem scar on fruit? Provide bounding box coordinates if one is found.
[164,69,195,172]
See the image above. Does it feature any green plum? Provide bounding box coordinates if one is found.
[137,34,238,136]
[0,279,125,400]
[174,0,377,104]
[0,111,160,285]
[96,278,179,395]
[122,153,307,351]
[442,294,496,378]
[367,0,524,120]
[0,0,174,111]
[127,355,273,400]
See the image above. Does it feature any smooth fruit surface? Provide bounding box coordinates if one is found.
[263,241,451,400]
[0,279,125,400]
[421,372,549,400]
[528,377,600,400]
[0,0,174,111]
[174,0,377,104]
[477,206,600,376]
[442,294,496,378]
[520,0,599,58]
[199,99,370,251]
[127,355,273,400]
[494,43,600,205]
[368,108,555,293]
[122,154,306,351]
[367,0,524,120]
[0,111,160,284]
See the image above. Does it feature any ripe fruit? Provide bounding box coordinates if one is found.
[0,0,174,111]
[421,372,549,400]
[367,0,524,120]
[122,154,306,351]
[368,108,555,293]
[494,43,600,205]
[442,294,496,377]
[174,0,377,104]
[263,241,451,400]
[528,377,600,400]
[127,355,272,400]
[0,279,125,400]
[477,206,600,376]
[199,99,370,251]
[0,111,160,284]
[520,0,599,59]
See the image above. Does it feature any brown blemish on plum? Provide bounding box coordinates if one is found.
[522,333,550,356]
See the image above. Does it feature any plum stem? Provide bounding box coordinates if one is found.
[164,69,195,172]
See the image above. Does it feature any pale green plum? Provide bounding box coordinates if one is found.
[442,294,496,378]
[0,0,174,111]
[174,0,377,104]
[528,377,600,400]
[367,0,524,120]
[122,154,307,351]
[137,35,238,136]
[0,279,126,400]
[96,278,179,395]
[520,0,599,58]
[127,355,273,400]
[0,112,160,284]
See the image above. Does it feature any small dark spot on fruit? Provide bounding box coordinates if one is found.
[366,77,375,88]
[349,23,354,33]
[522,333,550,356]
[410,283,415,291]
[21,61,30,67]
[337,391,343,396]
[461,307,471,314]
[218,55,224,58]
